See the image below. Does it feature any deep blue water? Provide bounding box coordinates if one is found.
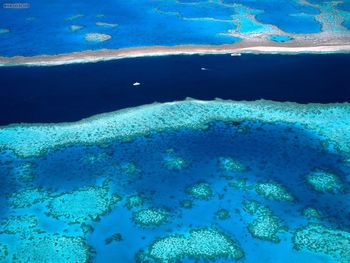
[1,54,350,125]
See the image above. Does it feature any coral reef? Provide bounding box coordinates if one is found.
[293,223,350,263]
[0,214,41,238]
[2,100,350,158]
[0,243,8,261]
[306,170,344,193]
[162,149,188,170]
[255,182,294,202]
[228,178,251,191]
[215,208,230,220]
[133,208,169,227]
[0,29,10,34]
[180,199,193,209]
[70,25,84,32]
[125,194,144,209]
[96,22,118,27]
[85,33,111,42]
[9,187,50,208]
[138,227,244,262]
[119,161,140,175]
[218,157,246,172]
[187,182,213,200]
[12,234,91,263]
[243,200,287,243]
[105,233,123,244]
[302,207,323,220]
[12,162,35,182]
[47,180,121,224]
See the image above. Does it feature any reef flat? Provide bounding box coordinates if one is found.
[1,99,349,158]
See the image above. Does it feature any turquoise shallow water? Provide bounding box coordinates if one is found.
[0,118,349,262]
[0,0,349,56]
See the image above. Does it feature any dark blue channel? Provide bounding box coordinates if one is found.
[0,54,349,125]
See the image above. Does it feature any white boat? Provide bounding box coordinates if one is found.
[133,82,141,86]
[230,53,241,56]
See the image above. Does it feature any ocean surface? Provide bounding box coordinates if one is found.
[0,0,349,56]
[0,54,350,262]
[1,54,350,125]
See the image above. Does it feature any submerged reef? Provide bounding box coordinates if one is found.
[12,162,35,183]
[0,214,41,238]
[137,228,244,262]
[162,148,188,170]
[85,33,111,42]
[119,161,140,176]
[228,178,251,191]
[0,29,10,34]
[293,223,350,263]
[215,208,231,220]
[125,194,144,209]
[218,157,246,172]
[69,25,84,32]
[0,243,8,261]
[187,182,213,200]
[243,200,287,243]
[96,22,118,28]
[9,187,50,208]
[1,100,350,158]
[133,208,169,227]
[306,170,344,193]
[47,180,121,224]
[180,199,193,209]
[255,182,294,202]
[302,207,323,220]
[13,234,91,263]
[105,233,123,244]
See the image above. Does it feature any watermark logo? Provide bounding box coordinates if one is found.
[3,3,30,9]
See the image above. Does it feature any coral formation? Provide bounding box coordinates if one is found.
[12,234,91,263]
[138,227,244,262]
[255,182,294,202]
[0,29,10,34]
[70,25,83,32]
[119,161,140,175]
[302,207,323,220]
[215,208,230,220]
[96,22,118,27]
[243,200,286,243]
[228,178,251,191]
[218,157,246,172]
[12,162,35,182]
[0,243,8,261]
[47,180,121,224]
[293,223,350,263]
[133,208,169,227]
[125,194,144,209]
[187,182,213,200]
[0,214,41,238]
[9,187,50,208]
[162,149,188,170]
[105,233,123,244]
[85,33,111,42]
[1,100,350,158]
[306,170,344,193]
[180,199,193,209]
